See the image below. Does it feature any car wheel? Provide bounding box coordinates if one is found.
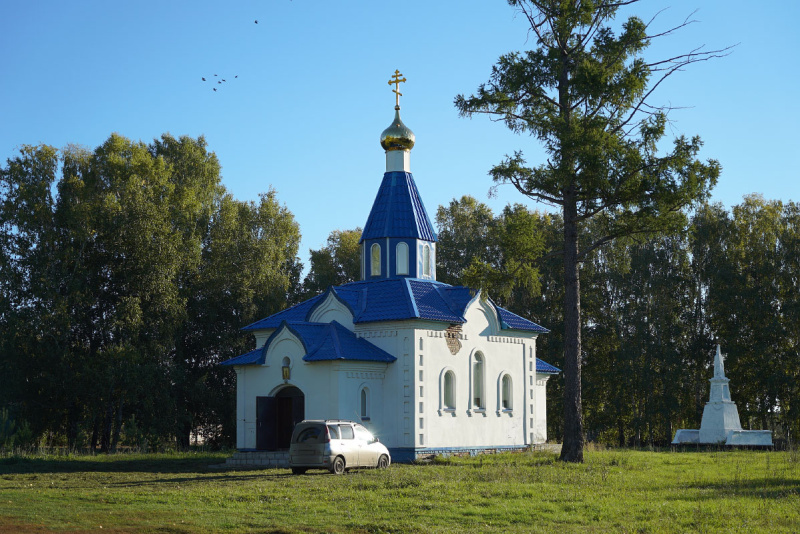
[331,456,346,475]
[377,455,390,469]
[291,467,306,475]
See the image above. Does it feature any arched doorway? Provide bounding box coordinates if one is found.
[256,386,305,451]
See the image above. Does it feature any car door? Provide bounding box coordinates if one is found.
[337,423,359,467]
[354,424,378,467]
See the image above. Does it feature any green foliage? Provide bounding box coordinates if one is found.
[456,0,722,461]
[0,449,798,532]
[436,194,798,446]
[697,196,800,441]
[0,133,302,451]
[301,228,362,297]
[436,196,547,305]
[0,408,14,449]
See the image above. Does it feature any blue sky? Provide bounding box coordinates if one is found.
[2,1,798,269]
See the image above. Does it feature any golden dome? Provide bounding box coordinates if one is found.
[380,106,415,152]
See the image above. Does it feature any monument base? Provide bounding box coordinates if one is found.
[672,428,772,446]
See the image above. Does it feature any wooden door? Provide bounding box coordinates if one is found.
[256,396,277,451]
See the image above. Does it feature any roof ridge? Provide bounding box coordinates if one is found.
[434,284,462,320]
[403,278,421,318]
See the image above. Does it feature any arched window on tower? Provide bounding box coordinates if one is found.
[370,243,381,276]
[396,242,409,275]
[422,244,431,277]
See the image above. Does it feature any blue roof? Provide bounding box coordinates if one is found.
[406,279,466,323]
[360,172,437,242]
[221,320,396,366]
[495,305,549,333]
[219,347,262,366]
[536,358,561,374]
[243,293,324,331]
[241,279,549,335]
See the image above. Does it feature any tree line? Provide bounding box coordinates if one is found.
[0,134,301,451]
[1,135,797,450]
[435,195,800,446]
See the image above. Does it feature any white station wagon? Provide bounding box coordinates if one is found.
[289,420,391,475]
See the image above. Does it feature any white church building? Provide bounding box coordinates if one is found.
[221,73,560,462]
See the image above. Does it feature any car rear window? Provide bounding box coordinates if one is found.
[293,425,324,443]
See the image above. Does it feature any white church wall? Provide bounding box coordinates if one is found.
[409,296,545,451]
[235,308,550,453]
[533,374,551,444]
[353,322,418,448]
[235,327,320,449]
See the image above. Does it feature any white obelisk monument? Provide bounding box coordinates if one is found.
[698,345,742,443]
[673,344,772,446]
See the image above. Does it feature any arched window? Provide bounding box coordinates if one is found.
[501,374,512,410]
[473,353,484,409]
[396,242,409,275]
[444,371,455,410]
[422,245,431,277]
[370,243,381,276]
[360,387,369,420]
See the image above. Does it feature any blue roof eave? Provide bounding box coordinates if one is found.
[536,358,561,374]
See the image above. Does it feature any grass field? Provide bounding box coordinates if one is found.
[1,447,798,533]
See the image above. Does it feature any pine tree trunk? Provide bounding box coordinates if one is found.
[90,414,99,453]
[100,401,113,453]
[110,399,123,453]
[560,197,584,462]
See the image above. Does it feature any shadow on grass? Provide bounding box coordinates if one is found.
[106,472,297,487]
[0,454,246,475]
[666,477,800,501]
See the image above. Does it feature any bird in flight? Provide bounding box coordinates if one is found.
[202,77,206,81]
[213,88,217,92]
[254,20,258,24]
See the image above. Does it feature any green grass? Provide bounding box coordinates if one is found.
[1,448,798,533]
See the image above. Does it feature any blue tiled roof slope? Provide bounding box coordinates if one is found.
[495,305,550,333]
[240,279,548,334]
[360,172,437,242]
[242,293,324,331]
[302,321,396,362]
[536,358,561,374]
[407,280,465,323]
[219,347,262,366]
[355,280,418,323]
[220,321,396,366]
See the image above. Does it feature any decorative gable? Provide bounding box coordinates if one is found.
[263,324,306,367]
[307,288,355,330]
[462,291,501,337]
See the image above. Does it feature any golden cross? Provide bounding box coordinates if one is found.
[388,69,407,107]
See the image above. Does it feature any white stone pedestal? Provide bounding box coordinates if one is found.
[673,345,772,447]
